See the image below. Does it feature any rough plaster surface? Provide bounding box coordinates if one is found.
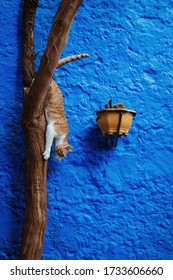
[0,0,173,260]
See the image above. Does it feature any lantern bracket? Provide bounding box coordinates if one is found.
[99,111,123,149]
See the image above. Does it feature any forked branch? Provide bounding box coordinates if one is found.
[24,0,83,123]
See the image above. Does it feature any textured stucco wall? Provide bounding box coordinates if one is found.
[0,0,173,260]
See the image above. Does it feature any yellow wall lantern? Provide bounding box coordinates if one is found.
[96,101,136,148]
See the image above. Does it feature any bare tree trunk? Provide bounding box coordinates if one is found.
[20,0,83,260]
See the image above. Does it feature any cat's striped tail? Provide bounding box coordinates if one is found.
[57,53,90,68]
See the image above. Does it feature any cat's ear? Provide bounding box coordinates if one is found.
[66,145,73,152]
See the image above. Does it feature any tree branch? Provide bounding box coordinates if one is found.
[22,0,38,87]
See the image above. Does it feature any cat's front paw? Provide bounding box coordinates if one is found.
[43,151,50,160]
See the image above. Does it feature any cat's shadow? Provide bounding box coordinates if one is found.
[47,124,108,178]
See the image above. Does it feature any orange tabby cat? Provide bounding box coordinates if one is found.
[24,54,90,160]
[43,80,72,160]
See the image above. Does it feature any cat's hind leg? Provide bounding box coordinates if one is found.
[43,122,56,160]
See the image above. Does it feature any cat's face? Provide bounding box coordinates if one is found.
[55,145,73,160]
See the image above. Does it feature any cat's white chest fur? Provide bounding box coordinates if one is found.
[43,109,66,160]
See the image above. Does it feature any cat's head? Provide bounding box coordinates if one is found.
[55,144,73,160]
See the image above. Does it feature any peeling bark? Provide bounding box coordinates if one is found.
[20,0,83,260]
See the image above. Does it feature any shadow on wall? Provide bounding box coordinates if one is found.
[47,124,103,175]
[0,0,25,260]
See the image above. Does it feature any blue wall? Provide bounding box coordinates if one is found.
[0,0,173,260]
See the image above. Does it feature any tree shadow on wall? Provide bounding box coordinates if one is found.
[0,1,25,260]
